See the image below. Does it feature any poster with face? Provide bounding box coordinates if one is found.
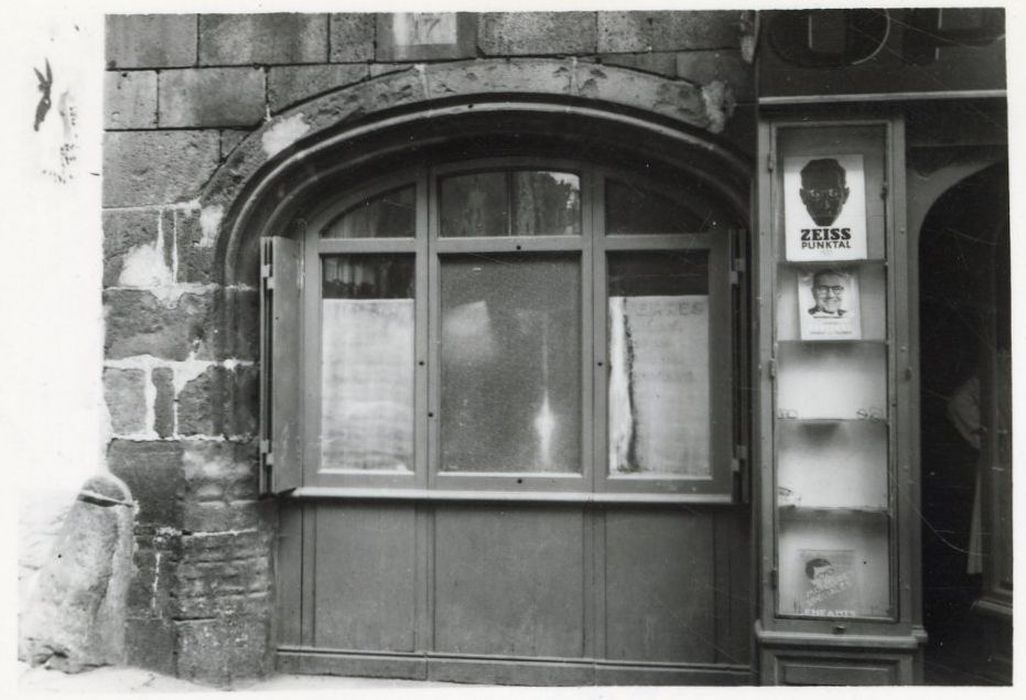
[784,154,867,261]
[795,549,860,617]
[797,268,862,340]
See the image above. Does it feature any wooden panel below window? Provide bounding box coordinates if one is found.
[603,508,717,663]
[433,505,586,658]
[312,503,417,651]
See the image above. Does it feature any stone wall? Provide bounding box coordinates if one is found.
[102,11,754,685]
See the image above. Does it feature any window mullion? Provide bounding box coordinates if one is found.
[415,168,431,490]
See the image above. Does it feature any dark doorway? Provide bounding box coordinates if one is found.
[918,162,1011,685]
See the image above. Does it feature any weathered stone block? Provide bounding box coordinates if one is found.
[329,13,375,62]
[176,615,271,685]
[183,440,258,503]
[104,71,158,129]
[158,68,265,128]
[103,368,147,435]
[173,208,215,285]
[152,368,175,438]
[268,64,369,113]
[199,13,329,65]
[183,501,262,535]
[125,617,177,677]
[103,131,220,207]
[104,289,214,361]
[177,366,225,436]
[126,534,179,615]
[219,129,251,160]
[597,11,741,53]
[478,12,597,55]
[107,440,185,528]
[222,288,260,361]
[106,14,198,69]
[369,63,409,78]
[102,209,168,288]
[425,59,573,98]
[181,527,269,563]
[232,365,260,437]
[574,64,709,129]
[676,50,754,102]
[597,52,678,77]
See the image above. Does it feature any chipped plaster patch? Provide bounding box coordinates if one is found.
[261,114,311,158]
[199,205,224,247]
[118,241,173,289]
[701,80,735,134]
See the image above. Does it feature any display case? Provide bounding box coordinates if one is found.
[755,117,925,684]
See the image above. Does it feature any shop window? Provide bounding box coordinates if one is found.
[261,160,738,500]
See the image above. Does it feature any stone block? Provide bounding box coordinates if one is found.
[103,367,147,435]
[224,288,260,361]
[103,131,220,207]
[104,71,158,129]
[176,615,272,685]
[597,52,678,78]
[173,208,215,285]
[152,368,175,438]
[126,534,179,616]
[19,475,134,671]
[177,366,226,436]
[106,14,198,69]
[158,68,265,128]
[676,50,754,102]
[329,13,375,62]
[181,527,269,563]
[125,617,177,676]
[425,58,573,98]
[102,209,168,288]
[107,440,185,528]
[574,64,709,129]
[597,11,741,53]
[220,129,250,160]
[183,501,262,535]
[268,64,369,113]
[104,288,214,361]
[478,12,597,56]
[231,365,260,437]
[182,440,258,504]
[199,13,328,65]
[369,63,410,78]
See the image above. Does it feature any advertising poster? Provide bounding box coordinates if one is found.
[797,268,862,340]
[795,549,860,617]
[783,154,867,261]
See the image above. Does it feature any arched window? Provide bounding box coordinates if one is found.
[262,158,740,501]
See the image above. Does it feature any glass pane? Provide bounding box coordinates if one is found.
[440,172,508,237]
[776,342,887,421]
[776,421,888,510]
[512,171,581,236]
[777,517,891,619]
[440,254,581,472]
[606,179,724,234]
[607,251,711,477]
[321,185,416,238]
[321,255,415,471]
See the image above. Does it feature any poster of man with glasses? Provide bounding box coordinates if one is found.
[783,154,867,261]
[798,268,862,340]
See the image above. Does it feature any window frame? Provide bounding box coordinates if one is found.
[293,157,737,501]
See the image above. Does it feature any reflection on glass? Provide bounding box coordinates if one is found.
[776,342,887,420]
[440,171,580,237]
[512,172,580,236]
[777,517,891,619]
[606,179,725,234]
[440,254,581,472]
[321,185,416,238]
[440,172,508,237]
[321,255,415,471]
[607,252,710,476]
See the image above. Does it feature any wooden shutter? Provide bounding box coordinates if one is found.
[260,236,303,495]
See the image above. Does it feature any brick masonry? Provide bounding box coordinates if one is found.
[102,10,755,686]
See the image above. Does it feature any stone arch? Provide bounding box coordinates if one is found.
[191,59,751,359]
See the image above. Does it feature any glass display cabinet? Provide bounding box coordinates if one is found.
[755,117,925,684]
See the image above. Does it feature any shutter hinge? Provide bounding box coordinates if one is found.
[259,439,273,494]
[770,568,778,590]
[767,150,775,172]
[881,181,889,199]
[260,439,274,466]
[261,263,274,289]
[730,257,746,285]
[732,444,748,472]
[768,358,777,379]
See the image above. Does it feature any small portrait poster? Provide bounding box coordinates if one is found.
[783,154,867,261]
[796,549,859,617]
[797,268,862,340]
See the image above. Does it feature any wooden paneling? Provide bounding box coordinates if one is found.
[604,508,716,663]
[779,658,898,685]
[312,503,417,651]
[433,505,586,658]
[275,503,303,646]
[716,508,753,665]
